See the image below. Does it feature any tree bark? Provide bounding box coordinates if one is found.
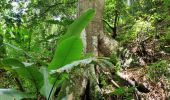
[56,0,105,100]
[56,0,119,99]
[78,0,104,54]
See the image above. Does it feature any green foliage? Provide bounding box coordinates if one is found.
[0,89,34,100]
[1,0,170,99]
[112,86,134,95]
[40,67,52,99]
[112,86,134,100]
[117,19,155,43]
[48,36,83,70]
[147,60,169,81]
[110,52,121,71]
[160,30,170,52]
[0,35,6,58]
[0,8,95,99]
[104,0,128,23]
[50,57,96,74]
[2,58,43,92]
[58,9,95,43]
[48,9,95,70]
[47,9,95,99]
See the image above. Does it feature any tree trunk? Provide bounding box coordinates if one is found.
[56,0,105,100]
[78,0,104,54]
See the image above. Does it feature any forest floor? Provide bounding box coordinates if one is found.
[122,67,170,99]
[100,36,170,99]
[100,66,170,100]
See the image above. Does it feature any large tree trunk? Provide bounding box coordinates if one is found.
[56,0,105,100]
[56,0,119,99]
[78,0,104,54]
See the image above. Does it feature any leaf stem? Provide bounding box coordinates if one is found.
[48,74,61,100]
[14,77,25,92]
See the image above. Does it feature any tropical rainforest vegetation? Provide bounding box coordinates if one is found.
[0,0,170,100]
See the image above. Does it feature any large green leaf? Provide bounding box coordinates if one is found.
[48,9,95,70]
[58,9,95,43]
[50,57,96,74]
[48,36,83,70]
[1,58,25,70]
[2,58,44,91]
[0,89,35,100]
[40,67,52,99]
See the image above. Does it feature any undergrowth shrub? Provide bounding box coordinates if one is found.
[147,60,169,82]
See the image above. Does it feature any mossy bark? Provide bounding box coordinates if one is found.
[57,65,103,100]
[56,67,88,100]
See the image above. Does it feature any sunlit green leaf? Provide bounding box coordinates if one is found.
[48,36,83,70]
[48,9,95,71]
[58,9,95,43]
[50,57,96,74]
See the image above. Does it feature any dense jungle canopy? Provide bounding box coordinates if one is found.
[0,0,170,100]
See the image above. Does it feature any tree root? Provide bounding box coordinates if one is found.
[56,64,103,100]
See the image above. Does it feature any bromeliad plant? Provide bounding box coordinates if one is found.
[0,9,96,100]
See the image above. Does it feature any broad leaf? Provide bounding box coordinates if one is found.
[40,67,52,99]
[0,89,34,100]
[2,58,25,70]
[2,58,43,91]
[50,57,96,74]
[48,36,83,70]
[58,9,95,43]
[48,9,95,70]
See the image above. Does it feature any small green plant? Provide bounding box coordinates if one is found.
[147,60,169,82]
[110,52,121,71]
[160,31,170,52]
[112,86,135,100]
